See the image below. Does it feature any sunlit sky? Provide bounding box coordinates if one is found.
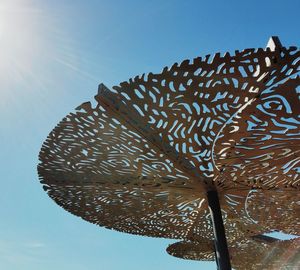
[0,0,299,269]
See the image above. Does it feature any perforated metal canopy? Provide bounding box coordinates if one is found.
[38,37,299,269]
[167,236,300,269]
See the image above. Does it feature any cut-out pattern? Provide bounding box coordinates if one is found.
[112,45,299,188]
[214,77,300,189]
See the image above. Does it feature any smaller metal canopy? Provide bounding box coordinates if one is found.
[167,236,300,269]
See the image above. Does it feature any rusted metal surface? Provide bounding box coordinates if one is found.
[38,37,299,268]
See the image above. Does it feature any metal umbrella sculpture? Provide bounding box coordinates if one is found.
[38,37,300,270]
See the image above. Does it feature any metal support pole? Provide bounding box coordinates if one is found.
[207,190,232,270]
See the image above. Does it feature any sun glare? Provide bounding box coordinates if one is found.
[0,0,46,89]
[0,0,93,96]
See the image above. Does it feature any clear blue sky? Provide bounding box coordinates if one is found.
[0,0,299,269]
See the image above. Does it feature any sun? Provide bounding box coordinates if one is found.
[0,0,45,87]
[0,0,96,109]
